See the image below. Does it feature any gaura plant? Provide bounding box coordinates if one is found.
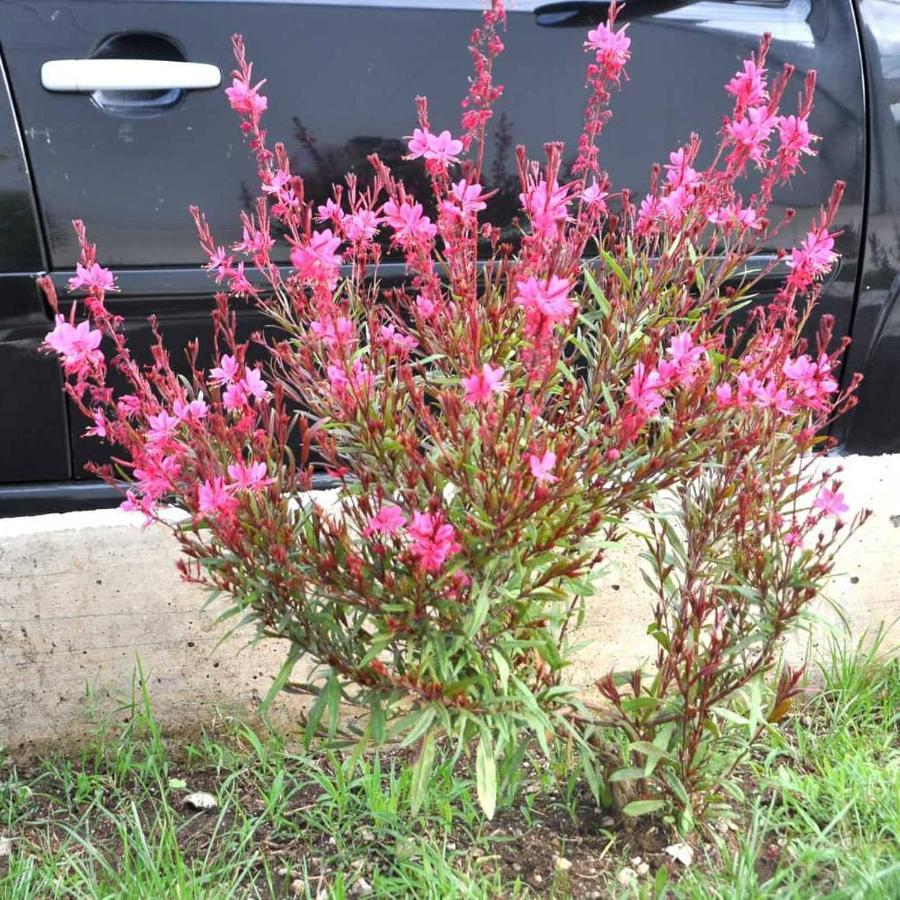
[43,1,868,825]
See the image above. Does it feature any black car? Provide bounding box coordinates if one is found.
[0,0,898,516]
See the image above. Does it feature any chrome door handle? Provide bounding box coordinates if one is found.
[41,59,221,92]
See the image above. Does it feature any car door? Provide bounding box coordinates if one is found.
[0,0,865,492]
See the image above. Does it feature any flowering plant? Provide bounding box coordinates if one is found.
[43,2,867,823]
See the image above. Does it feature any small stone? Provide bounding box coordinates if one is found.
[533,873,543,885]
[600,816,615,828]
[352,877,373,896]
[617,867,638,887]
[664,842,694,867]
[512,863,522,873]
[636,862,650,876]
[290,879,304,896]
[630,855,643,866]
[0,836,11,858]
[276,866,289,877]
[554,856,573,873]
[183,791,217,811]
[447,842,456,851]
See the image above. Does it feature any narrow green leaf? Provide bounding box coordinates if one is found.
[409,731,436,816]
[260,643,301,715]
[622,799,666,817]
[476,735,498,820]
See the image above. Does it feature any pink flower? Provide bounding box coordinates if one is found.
[68,262,116,293]
[725,58,768,111]
[146,410,179,445]
[406,128,463,166]
[514,276,576,327]
[198,475,238,518]
[310,316,355,349]
[173,396,209,422]
[783,353,838,408]
[626,362,665,417]
[227,459,273,491]
[462,363,506,405]
[316,198,345,225]
[666,331,706,381]
[444,180,487,218]
[519,179,570,236]
[415,294,436,319]
[344,209,381,243]
[636,194,662,234]
[584,22,631,77]
[715,383,734,407]
[120,490,155,519]
[406,127,431,159]
[134,452,181,499]
[379,323,418,356]
[787,227,837,290]
[262,169,291,197]
[44,316,104,374]
[234,224,273,261]
[382,200,437,247]
[659,185,696,223]
[664,148,701,191]
[407,511,461,573]
[814,487,849,518]
[117,394,141,418]
[752,379,795,415]
[241,367,268,402]
[327,359,373,408]
[529,450,558,484]
[85,408,107,439]
[581,180,609,209]
[727,105,777,167]
[708,201,763,232]
[290,229,343,289]
[777,115,814,156]
[365,504,407,536]
[210,354,240,386]
[225,77,267,117]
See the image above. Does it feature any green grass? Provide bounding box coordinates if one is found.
[1,636,897,899]
[670,636,899,900]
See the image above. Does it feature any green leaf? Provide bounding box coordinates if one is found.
[409,731,436,816]
[622,799,666,817]
[583,267,611,317]
[399,706,438,748]
[261,643,302,715]
[476,735,498,820]
[609,767,646,783]
[466,582,492,638]
[491,649,510,693]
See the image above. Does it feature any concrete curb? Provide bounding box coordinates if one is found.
[2,456,897,757]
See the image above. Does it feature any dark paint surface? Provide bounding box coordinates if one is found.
[0,0,885,513]
[833,0,900,453]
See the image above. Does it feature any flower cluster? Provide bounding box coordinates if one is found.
[44,1,867,821]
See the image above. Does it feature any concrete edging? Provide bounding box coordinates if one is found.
[2,456,898,757]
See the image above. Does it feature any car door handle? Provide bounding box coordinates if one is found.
[41,59,221,92]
